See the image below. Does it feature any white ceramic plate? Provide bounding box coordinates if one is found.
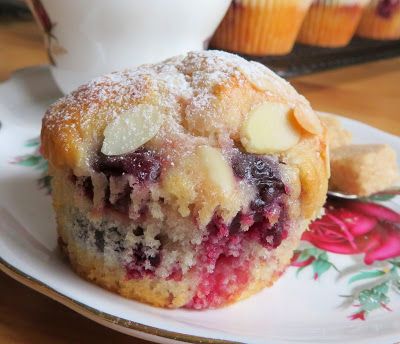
[0,67,399,344]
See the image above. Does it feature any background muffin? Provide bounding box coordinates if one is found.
[297,0,370,47]
[210,0,313,55]
[357,0,400,39]
[41,51,329,309]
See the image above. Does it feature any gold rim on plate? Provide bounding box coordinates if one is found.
[0,257,242,344]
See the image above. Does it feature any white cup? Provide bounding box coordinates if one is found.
[27,0,231,94]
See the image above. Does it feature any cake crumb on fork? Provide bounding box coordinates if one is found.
[329,144,399,196]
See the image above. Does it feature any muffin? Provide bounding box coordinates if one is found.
[210,0,313,55]
[297,0,370,47]
[357,0,400,39]
[41,51,329,309]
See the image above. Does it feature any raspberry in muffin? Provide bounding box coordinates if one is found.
[41,51,329,309]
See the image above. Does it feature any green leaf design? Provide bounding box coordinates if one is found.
[17,155,42,167]
[13,137,52,194]
[25,138,40,147]
[361,188,400,202]
[295,265,308,277]
[348,270,386,284]
[295,247,321,261]
[38,175,52,194]
[35,159,48,172]
[312,258,333,279]
[358,282,390,312]
[363,194,397,202]
[297,250,313,263]
[393,277,400,293]
[348,261,400,320]
[388,259,400,268]
[373,282,389,295]
[295,221,399,321]
[292,248,338,279]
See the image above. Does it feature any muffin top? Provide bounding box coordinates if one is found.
[42,51,323,168]
[41,50,329,223]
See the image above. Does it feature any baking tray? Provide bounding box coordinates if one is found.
[236,38,400,78]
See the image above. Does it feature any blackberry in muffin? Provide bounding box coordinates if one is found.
[41,51,329,309]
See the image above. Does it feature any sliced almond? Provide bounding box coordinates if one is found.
[101,104,163,156]
[197,145,234,194]
[237,61,279,93]
[240,102,301,154]
[293,103,323,135]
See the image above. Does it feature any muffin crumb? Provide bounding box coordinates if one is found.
[320,113,352,149]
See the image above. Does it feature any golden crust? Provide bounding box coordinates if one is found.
[41,52,325,166]
[41,74,155,172]
[286,132,329,219]
[42,51,329,219]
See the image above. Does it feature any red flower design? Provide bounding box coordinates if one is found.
[349,310,366,321]
[303,200,400,265]
[291,252,315,267]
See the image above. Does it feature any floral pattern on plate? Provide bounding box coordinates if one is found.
[292,197,400,320]
[12,137,51,194]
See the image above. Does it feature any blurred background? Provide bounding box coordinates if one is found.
[2,0,400,79]
[1,0,398,133]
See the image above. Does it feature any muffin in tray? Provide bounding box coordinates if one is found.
[297,0,370,48]
[357,0,400,40]
[210,0,313,55]
[41,51,329,309]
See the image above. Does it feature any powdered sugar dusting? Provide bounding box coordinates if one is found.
[42,50,307,170]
